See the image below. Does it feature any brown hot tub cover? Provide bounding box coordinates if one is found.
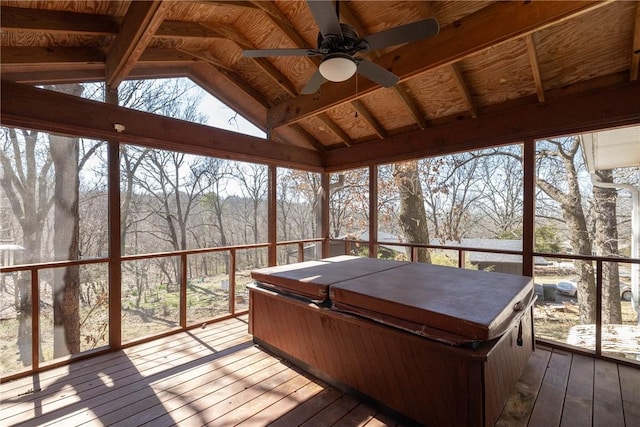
[250,255,405,301]
[330,262,534,344]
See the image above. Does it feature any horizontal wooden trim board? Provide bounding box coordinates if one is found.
[0,80,324,171]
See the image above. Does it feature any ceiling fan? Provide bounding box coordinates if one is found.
[242,1,439,94]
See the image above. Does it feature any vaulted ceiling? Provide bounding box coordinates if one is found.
[1,1,640,171]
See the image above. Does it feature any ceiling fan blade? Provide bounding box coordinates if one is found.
[307,1,343,39]
[364,18,439,52]
[357,59,399,88]
[301,69,326,94]
[243,48,314,58]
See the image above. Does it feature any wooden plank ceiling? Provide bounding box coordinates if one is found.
[1,0,639,170]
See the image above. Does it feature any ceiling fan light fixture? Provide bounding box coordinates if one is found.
[319,53,357,82]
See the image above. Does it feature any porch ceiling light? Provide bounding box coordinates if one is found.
[319,53,357,82]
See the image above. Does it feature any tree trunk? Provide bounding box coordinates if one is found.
[537,138,596,323]
[50,133,81,357]
[393,161,431,263]
[592,169,622,324]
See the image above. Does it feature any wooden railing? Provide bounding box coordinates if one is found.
[329,238,640,365]
[2,237,637,380]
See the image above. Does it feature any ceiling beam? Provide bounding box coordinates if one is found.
[0,46,107,65]
[325,80,640,171]
[352,101,387,139]
[0,6,119,35]
[449,64,478,118]
[0,80,323,171]
[525,34,545,102]
[176,48,233,71]
[267,0,611,128]
[318,113,353,147]
[631,2,640,81]
[0,47,203,70]
[0,6,224,39]
[105,0,169,89]
[393,85,428,130]
[196,1,260,10]
[290,123,327,152]
[249,1,311,53]
[199,22,299,96]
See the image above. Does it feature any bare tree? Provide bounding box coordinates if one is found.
[537,136,598,323]
[50,133,81,357]
[392,161,431,263]
[232,162,268,265]
[0,128,53,364]
[591,168,622,323]
[419,154,485,242]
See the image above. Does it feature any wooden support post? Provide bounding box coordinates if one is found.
[180,253,187,327]
[107,86,122,349]
[522,139,535,278]
[268,165,277,266]
[31,268,39,370]
[369,165,378,259]
[321,172,330,258]
[229,249,236,315]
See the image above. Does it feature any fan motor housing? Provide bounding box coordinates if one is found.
[317,23,369,55]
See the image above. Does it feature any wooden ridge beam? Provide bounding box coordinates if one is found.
[105,0,169,89]
[0,80,324,171]
[324,80,640,172]
[267,0,610,128]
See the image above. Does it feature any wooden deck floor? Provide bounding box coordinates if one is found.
[1,316,639,427]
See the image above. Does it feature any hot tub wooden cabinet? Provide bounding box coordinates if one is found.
[249,257,534,427]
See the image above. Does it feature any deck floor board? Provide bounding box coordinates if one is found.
[2,316,638,426]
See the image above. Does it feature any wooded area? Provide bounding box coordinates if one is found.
[1,79,638,376]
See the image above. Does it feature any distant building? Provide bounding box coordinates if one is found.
[437,239,550,275]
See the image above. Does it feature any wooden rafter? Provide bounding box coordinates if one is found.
[175,48,232,71]
[105,0,169,89]
[196,1,259,10]
[190,62,271,109]
[249,1,311,53]
[449,64,478,118]
[393,85,427,130]
[352,101,387,139]
[318,113,353,147]
[199,23,298,96]
[631,2,640,81]
[267,1,611,128]
[290,123,327,152]
[525,34,545,102]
